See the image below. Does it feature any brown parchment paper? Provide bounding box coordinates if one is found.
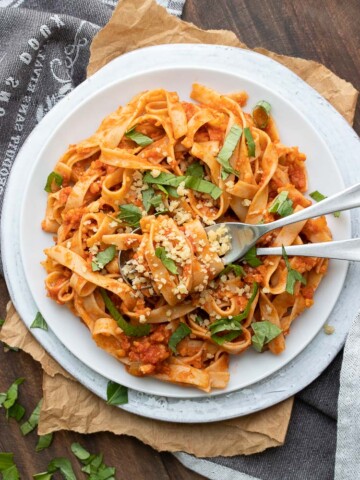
[1,0,358,458]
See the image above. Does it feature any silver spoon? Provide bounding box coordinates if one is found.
[119,182,360,285]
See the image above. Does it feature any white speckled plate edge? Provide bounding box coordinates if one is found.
[2,45,360,423]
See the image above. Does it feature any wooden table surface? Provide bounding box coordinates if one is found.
[1,1,359,478]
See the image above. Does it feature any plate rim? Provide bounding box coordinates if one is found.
[2,44,360,422]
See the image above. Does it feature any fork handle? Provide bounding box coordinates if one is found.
[256,239,360,261]
[262,182,360,233]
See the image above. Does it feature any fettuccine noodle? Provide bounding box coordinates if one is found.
[41,84,332,392]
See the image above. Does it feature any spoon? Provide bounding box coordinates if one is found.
[119,182,360,285]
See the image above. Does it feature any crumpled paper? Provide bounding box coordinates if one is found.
[1,0,358,458]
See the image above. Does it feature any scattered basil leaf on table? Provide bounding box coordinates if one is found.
[282,245,307,295]
[252,100,271,128]
[100,289,150,337]
[8,403,25,422]
[71,443,91,461]
[155,247,178,275]
[309,190,340,217]
[33,473,53,480]
[252,321,282,352]
[169,323,192,354]
[30,312,48,331]
[47,458,76,480]
[44,171,63,193]
[36,433,54,452]
[268,191,294,217]
[106,381,128,406]
[20,399,42,436]
[118,204,143,227]
[125,126,153,147]
[1,378,25,414]
[0,453,20,480]
[244,127,256,157]
[243,245,262,267]
[71,443,116,478]
[91,245,116,272]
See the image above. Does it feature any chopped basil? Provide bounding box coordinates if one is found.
[1,378,25,414]
[194,315,203,325]
[118,204,143,227]
[209,283,258,345]
[166,186,180,198]
[106,381,128,406]
[217,125,242,178]
[71,443,91,461]
[44,171,63,193]
[155,247,178,274]
[47,458,76,480]
[268,191,294,217]
[36,433,54,452]
[186,162,205,178]
[30,312,48,331]
[169,322,192,353]
[33,473,53,480]
[252,321,282,352]
[252,100,271,128]
[282,245,307,295]
[219,263,245,277]
[144,172,222,200]
[71,443,116,478]
[100,289,150,337]
[8,403,25,422]
[142,187,163,212]
[156,184,169,197]
[0,453,20,480]
[20,399,42,436]
[244,127,256,157]
[125,126,153,147]
[243,245,262,267]
[91,245,116,272]
[310,190,340,217]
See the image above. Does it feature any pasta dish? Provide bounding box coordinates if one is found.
[41,84,332,392]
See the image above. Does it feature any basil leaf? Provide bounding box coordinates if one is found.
[118,204,142,227]
[0,453,20,480]
[8,403,25,422]
[2,378,25,411]
[244,127,256,157]
[252,100,271,128]
[142,187,155,212]
[243,245,262,267]
[71,443,91,461]
[91,245,116,272]
[143,172,185,187]
[20,399,42,436]
[268,191,293,217]
[100,289,150,337]
[310,190,340,217]
[211,331,242,346]
[125,126,153,147]
[184,176,222,200]
[282,246,307,295]
[30,312,48,331]
[106,381,128,406]
[44,171,63,193]
[186,162,204,178]
[36,433,53,452]
[155,247,178,274]
[169,322,192,353]
[219,263,245,277]
[217,125,242,178]
[47,458,76,480]
[194,315,203,325]
[252,321,282,352]
[156,184,168,197]
[166,186,180,198]
[33,474,53,480]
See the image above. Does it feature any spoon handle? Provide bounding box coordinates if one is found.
[256,238,360,261]
[264,182,360,232]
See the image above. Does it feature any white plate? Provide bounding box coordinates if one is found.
[3,45,360,421]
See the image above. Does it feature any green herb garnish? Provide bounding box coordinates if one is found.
[71,442,116,478]
[8,403,25,422]
[217,125,242,178]
[118,204,143,227]
[155,247,178,275]
[39,458,76,480]
[244,127,256,157]
[1,378,25,418]
[252,101,271,128]
[142,187,163,212]
[106,381,128,406]
[36,433,54,452]
[310,190,340,217]
[91,245,116,272]
[100,289,150,337]
[125,126,153,147]
[282,245,307,295]
[30,312,48,331]
[268,191,294,217]
[184,176,222,200]
[252,321,282,352]
[20,399,42,436]
[44,172,63,193]
[219,263,245,277]
[169,323,192,353]
[186,162,205,178]
[243,245,262,267]
[0,453,20,479]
